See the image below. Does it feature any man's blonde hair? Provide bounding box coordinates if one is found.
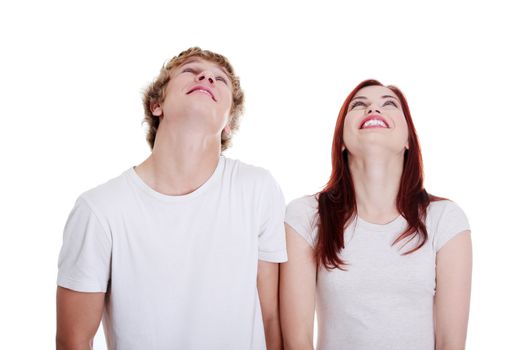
[142,47,244,151]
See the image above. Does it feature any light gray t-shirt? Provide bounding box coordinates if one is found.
[57,157,287,350]
[285,195,469,350]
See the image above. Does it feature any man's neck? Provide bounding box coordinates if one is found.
[135,127,222,196]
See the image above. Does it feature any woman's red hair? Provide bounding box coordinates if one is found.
[316,79,440,270]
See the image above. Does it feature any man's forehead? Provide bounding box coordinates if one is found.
[178,57,230,75]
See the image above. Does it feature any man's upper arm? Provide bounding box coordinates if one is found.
[56,287,105,349]
[257,171,287,263]
[257,261,280,319]
[257,261,282,350]
[56,197,112,348]
[58,197,112,292]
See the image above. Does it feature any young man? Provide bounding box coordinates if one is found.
[56,47,287,350]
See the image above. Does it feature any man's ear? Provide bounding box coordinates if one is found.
[221,123,232,142]
[150,102,162,117]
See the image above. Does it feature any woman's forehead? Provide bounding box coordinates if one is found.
[355,85,395,99]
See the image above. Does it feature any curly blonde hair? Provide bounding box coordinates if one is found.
[142,47,244,151]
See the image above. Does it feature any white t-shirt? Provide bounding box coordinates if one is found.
[285,195,470,350]
[57,157,287,350]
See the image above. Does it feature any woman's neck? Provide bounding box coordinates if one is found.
[349,152,404,224]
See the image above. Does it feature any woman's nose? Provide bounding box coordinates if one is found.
[367,105,381,114]
[197,70,215,84]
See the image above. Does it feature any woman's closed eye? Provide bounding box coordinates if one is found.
[350,101,367,109]
[383,100,398,108]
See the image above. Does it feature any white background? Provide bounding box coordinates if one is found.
[1,0,523,348]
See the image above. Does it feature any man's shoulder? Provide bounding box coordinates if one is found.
[223,157,275,184]
[78,169,132,213]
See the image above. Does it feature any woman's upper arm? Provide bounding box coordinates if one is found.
[279,223,317,350]
[434,230,472,350]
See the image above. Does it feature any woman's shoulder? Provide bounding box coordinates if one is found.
[426,198,468,221]
[287,194,318,212]
[426,198,470,251]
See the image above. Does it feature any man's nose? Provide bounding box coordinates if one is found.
[197,70,215,84]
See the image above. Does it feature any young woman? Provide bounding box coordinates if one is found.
[280,80,472,350]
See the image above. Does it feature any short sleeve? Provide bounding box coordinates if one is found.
[257,172,287,263]
[432,200,470,252]
[57,197,112,292]
[285,196,318,248]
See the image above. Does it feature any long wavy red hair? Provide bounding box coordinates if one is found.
[316,79,441,270]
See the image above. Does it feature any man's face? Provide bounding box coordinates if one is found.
[152,57,234,137]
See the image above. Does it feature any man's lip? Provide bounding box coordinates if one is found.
[186,85,216,101]
[360,114,390,129]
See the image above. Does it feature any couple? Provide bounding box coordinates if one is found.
[56,47,471,350]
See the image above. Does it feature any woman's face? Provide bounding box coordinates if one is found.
[343,85,409,157]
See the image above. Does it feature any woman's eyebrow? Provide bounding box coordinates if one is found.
[382,94,401,102]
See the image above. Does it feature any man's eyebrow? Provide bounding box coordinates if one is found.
[179,58,200,67]
[179,58,230,78]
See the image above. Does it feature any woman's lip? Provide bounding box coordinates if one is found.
[362,124,388,129]
[360,114,390,129]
